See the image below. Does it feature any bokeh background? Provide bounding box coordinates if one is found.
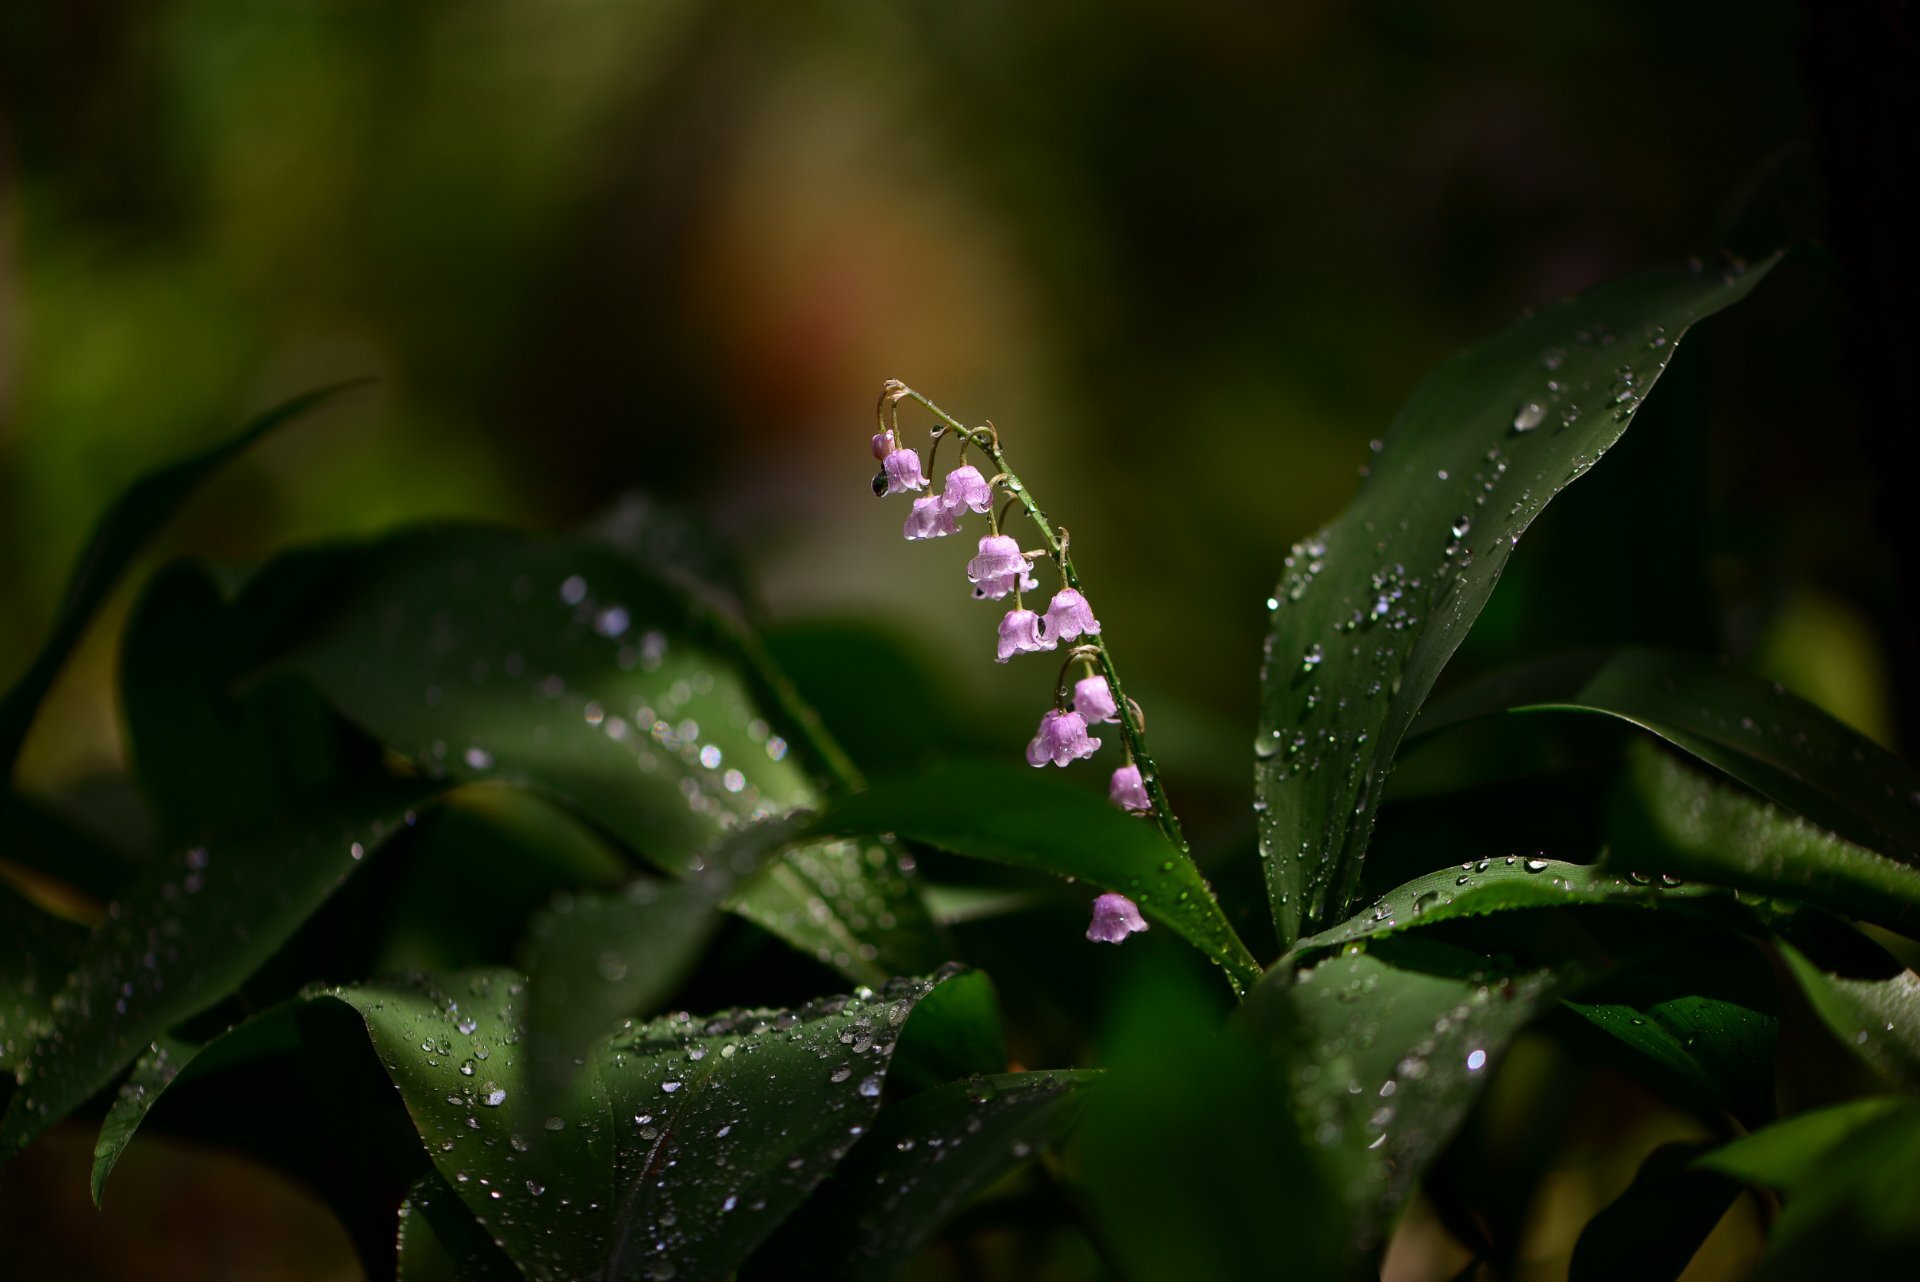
[2,1,1913,1278]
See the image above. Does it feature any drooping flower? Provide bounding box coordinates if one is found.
[904,495,959,540]
[941,464,994,514]
[882,447,927,494]
[996,608,1053,662]
[1109,763,1152,811]
[1042,588,1101,641]
[871,431,895,460]
[1086,892,1148,944]
[1073,674,1119,724]
[1026,708,1100,767]
[967,535,1038,600]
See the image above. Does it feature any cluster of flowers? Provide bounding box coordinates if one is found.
[871,417,1152,945]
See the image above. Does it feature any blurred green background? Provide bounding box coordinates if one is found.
[2,1,1911,1277]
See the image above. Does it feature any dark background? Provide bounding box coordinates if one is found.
[1,2,1913,1278]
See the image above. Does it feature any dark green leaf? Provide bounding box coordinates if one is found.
[1077,969,1348,1282]
[1244,937,1574,1241]
[0,382,365,781]
[0,884,87,1072]
[1290,857,1721,960]
[397,1170,527,1282]
[1616,745,1920,935]
[1776,942,1920,1086]
[1695,1096,1909,1187]
[884,968,1007,1095]
[0,774,437,1163]
[1569,1141,1739,1282]
[805,760,1261,995]
[1414,648,1920,868]
[321,965,970,1282]
[276,524,942,983]
[755,1070,1097,1282]
[1256,259,1776,948]
[1561,941,1778,1128]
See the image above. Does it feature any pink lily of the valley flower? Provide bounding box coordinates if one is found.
[1041,588,1100,642]
[996,608,1053,662]
[1109,763,1152,811]
[1073,674,1119,723]
[967,535,1038,600]
[1086,892,1148,943]
[881,447,927,495]
[941,464,994,514]
[904,495,959,540]
[1026,708,1100,767]
[871,431,895,459]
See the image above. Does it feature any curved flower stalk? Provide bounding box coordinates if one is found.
[868,380,1189,860]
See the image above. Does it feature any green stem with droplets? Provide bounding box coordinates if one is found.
[892,384,1191,858]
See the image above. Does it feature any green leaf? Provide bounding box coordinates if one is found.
[1694,1096,1908,1187]
[275,524,942,983]
[323,965,971,1282]
[1245,937,1574,1241]
[884,968,1007,1094]
[0,774,437,1163]
[397,1170,526,1282]
[1290,857,1721,960]
[1776,941,1920,1086]
[1414,648,1920,868]
[0,884,87,1072]
[1568,1141,1739,1282]
[1256,258,1776,948]
[805,760,1261,995]
[1617,744,1920,936]
[0,382,364,781]
[1561,942,1778,1128]
[753,1070,1097,1282]
[520,815,808,1114]
[1077,969,1349,1282]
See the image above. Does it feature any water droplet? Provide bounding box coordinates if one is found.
[1512,401,1546,433]
[481,1084,507,1107]
[1302,644,1324,673]
[1523,859,1548,873]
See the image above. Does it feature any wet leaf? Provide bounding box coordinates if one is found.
[1290,857,1721,960]
[320,965,970,1282]
[805,760,1261,995]
[0,884,87,1072]
[1256,258,1775,948]
[1245,937,1575,1241]
[754,1070,1097,1282]
[272,524,943,983]
[1415,648,1920,868]
[397,1170,525,1282]
[0,383,364,780]
[1616,745,1920,936]
[1776,941,1920,1087]
[0,775,437,1163]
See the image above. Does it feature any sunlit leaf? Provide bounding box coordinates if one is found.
[1415,648,1920,867]
[806,760,1261,995]
[0,382,365,780]
[753,1070,1097,1282]
[0,775,437,1163]
[1290,857,1721,960]
[1616,745,1920,935]
[275,524,942,983]
[1256,258,1775,948]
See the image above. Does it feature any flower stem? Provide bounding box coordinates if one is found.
[888,382,1190,856]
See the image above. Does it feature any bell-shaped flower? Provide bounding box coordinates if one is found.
[1073,675,1119,723]
[882,447,927,494]
[903,495,959,541]
[996,608,1054,662]
[967,535,1038,600]
[1042,588,1101,642]
[1109,763,1152,811]
[871,431,894,460]
[1025,708,1100,767]
[1086,892,1149,944]
[941,464,993,514]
